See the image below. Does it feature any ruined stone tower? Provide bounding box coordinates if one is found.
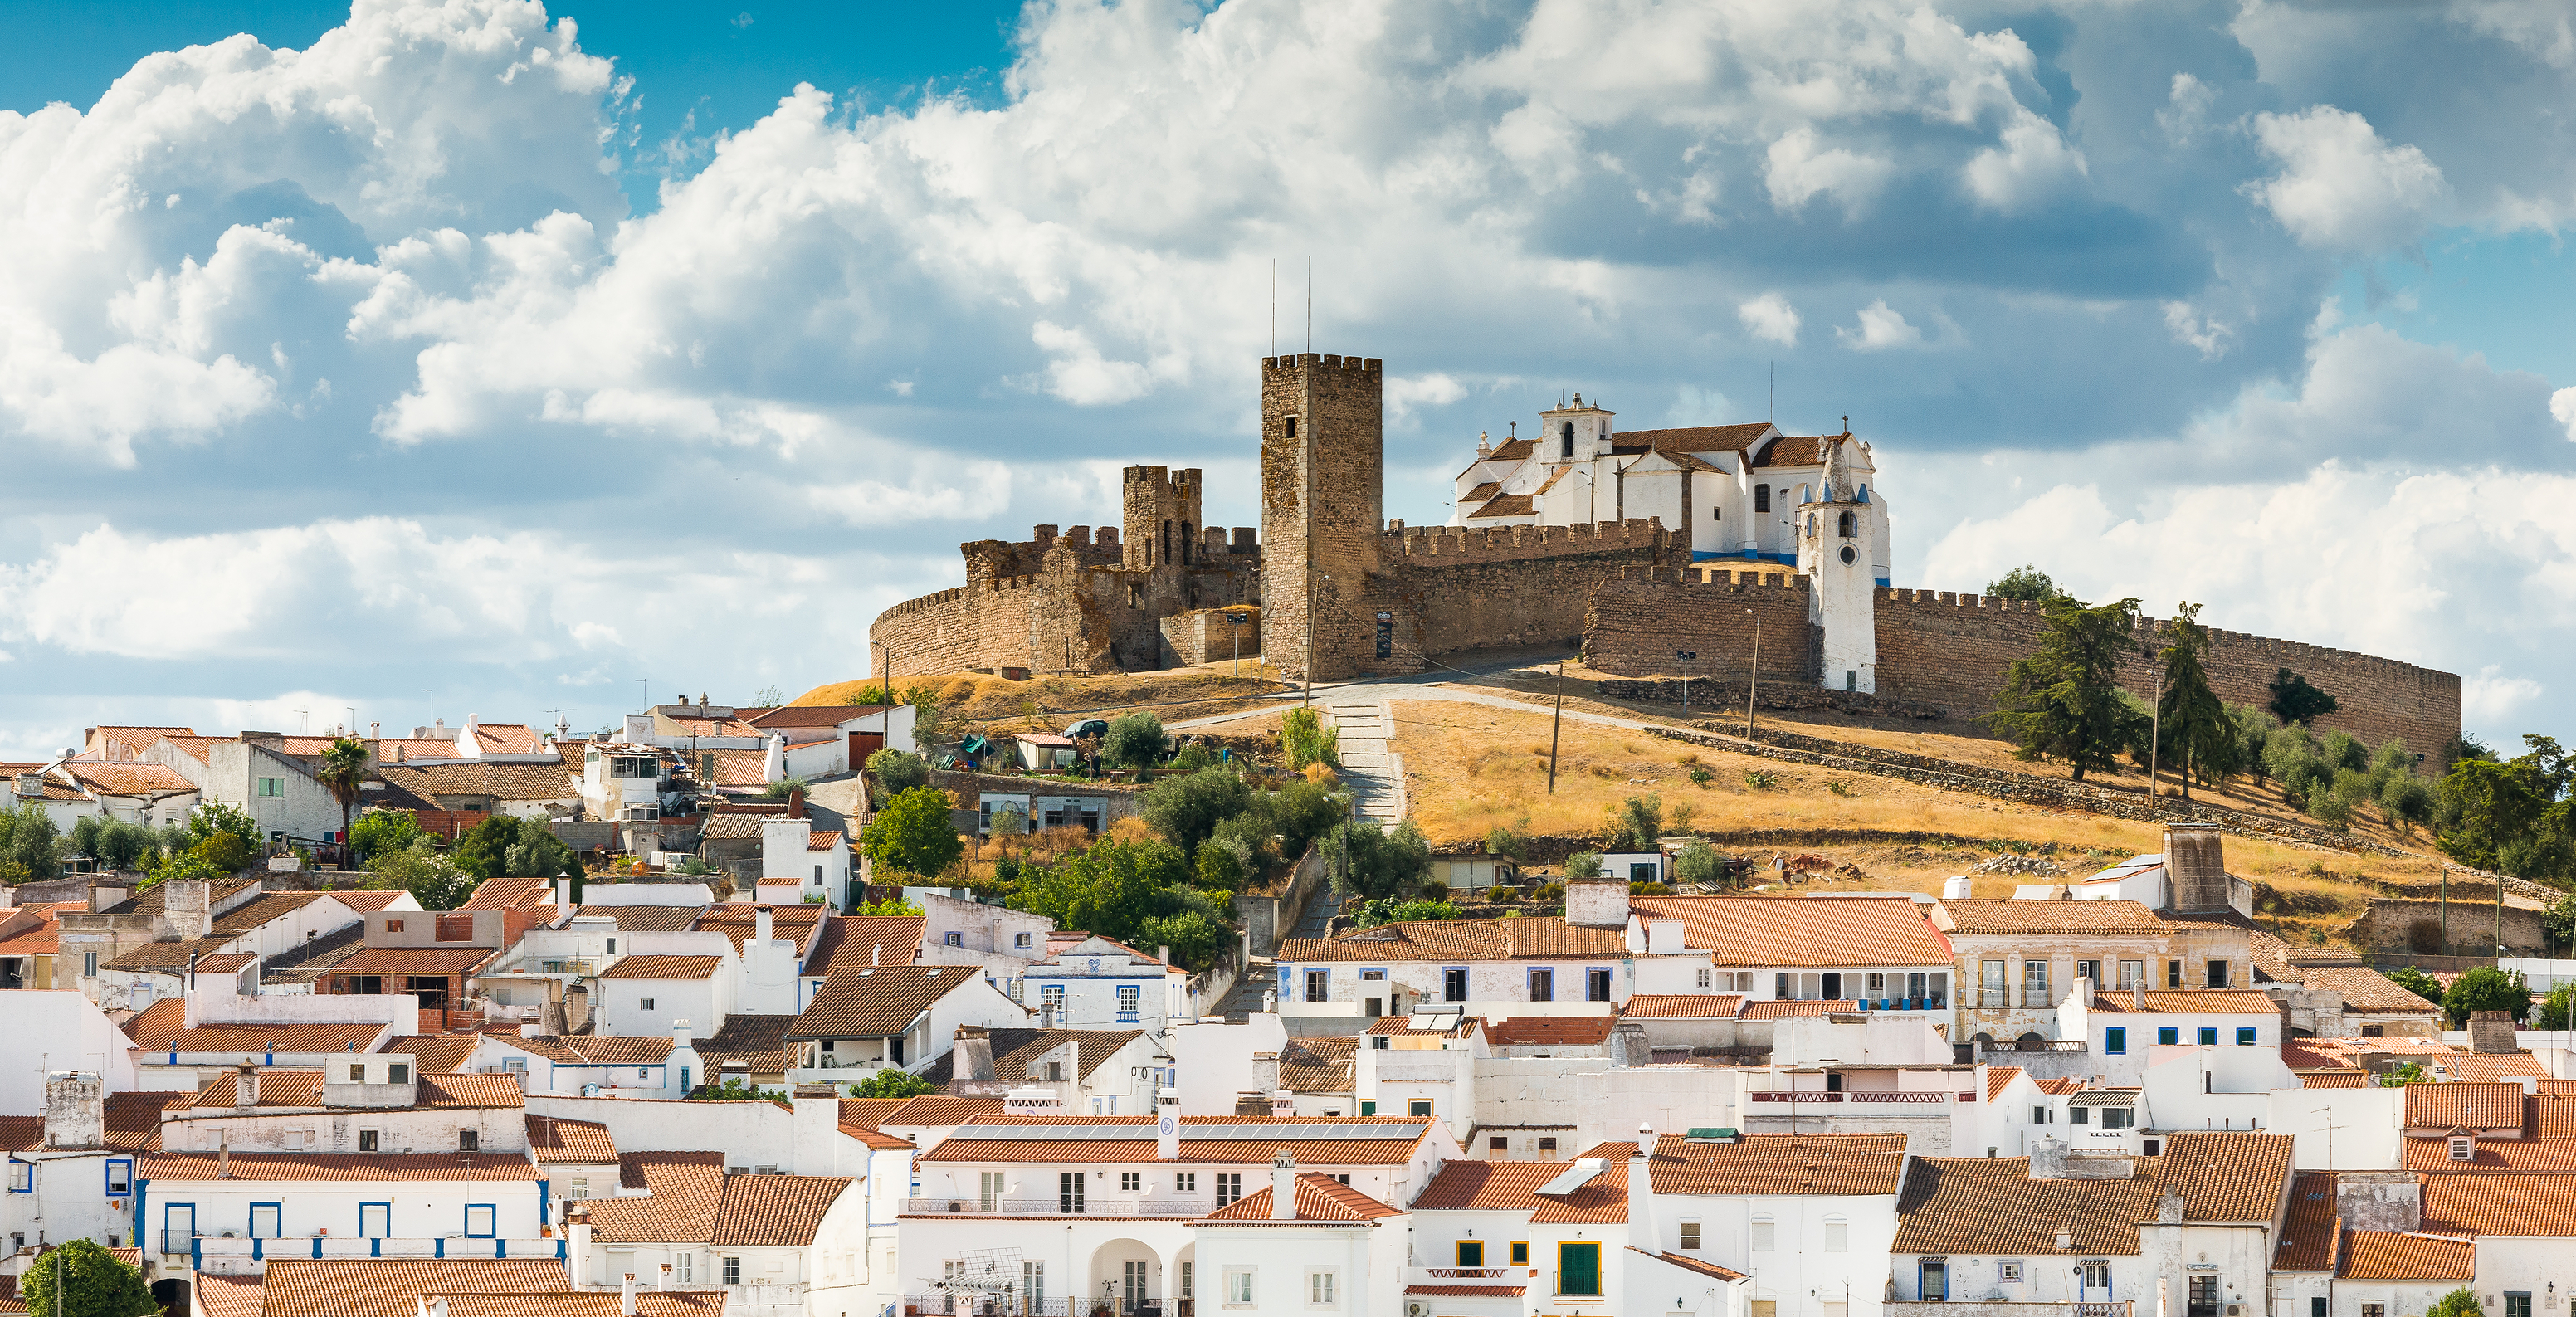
[1260,353,1384,680]
[1121,466,1203,572]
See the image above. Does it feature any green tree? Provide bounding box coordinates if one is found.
[2383,966,2447,1006]
[2,801,64,879]
[1674,840,1725,887]
[1007,836,1190,944]
[2427,1290,2480,1317]
[1138,909,1227,971]
[2537,983,2576,1031]
[192,831,255,875]
[450,815,524,880]
[1482,822,1530,861]
[900,682,949,750]
[147,851,225,888]
[504,826,576,878]
[21,1237,154,1317]
[70,815,105,861]
[1336,819,1430,900]
[1608,793,1663,850]
[2441,966,2531,1027]
[867,749,930,795]
[1983,564,2071,603]
[318,736,370,845]
[365,837,472,910]
[2436,737,2571,875]
[2376,1061,2432,1087]
[1564,851,1604,878]
[1983,596,2150,783]
[1105,713,1168,772]
[851,895,925,915]
[2231,705,2277,787]
[349,810,423,861]
[2267,668,2340,727]
[1195,837,1253,890]
[2154,603,2232,800]
[95,819,151,871]
[850,1068,937,1099]
[861,786,965,881]
[687,1078,788,1102]
[188,798,261,851]
[764,776,814,801]
[1282,705,1341,769]
[1141,766,1252,856]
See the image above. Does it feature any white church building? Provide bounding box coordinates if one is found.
[1449,394,1894,691]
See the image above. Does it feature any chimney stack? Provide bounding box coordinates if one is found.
[2470,1011,2518,1055]
[566,1207,591,1286]
[1625,1123,1656,1252]
[233,1064,258,1111]
[2163,825,2228,912]
[1157,1087,1181,1161]
[1270,1151,1299,1219]
[657,1264,672,1292]
[787,788,806,820]
[2028,1134,2068,1180]
[621,1274,637,1316]
[954,1026,995,1083]
[756,905,773,945]
[43,1071,104,1150]
[217,1141,232,1178]
[1252,1051,1281,1104]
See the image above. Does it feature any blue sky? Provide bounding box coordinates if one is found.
[0,0,2571,755]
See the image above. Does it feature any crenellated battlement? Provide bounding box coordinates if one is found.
[1387,516,1672,566]
[1263,353,1382,377]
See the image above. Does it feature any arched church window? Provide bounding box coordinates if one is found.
[1754,485,1770,513]
[1560,422,1574,459]
[1838,511,1856,538]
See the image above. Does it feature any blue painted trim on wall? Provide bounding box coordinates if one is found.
[1690,549,1798,564]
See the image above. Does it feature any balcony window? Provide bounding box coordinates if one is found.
[1557,1242,1601,1297]
[2118,960,2144,988]
[463,1205,495,1237]
[1456,1241,1484,1267]
[2022,960,2051,1007]
[359,1203,389,1237]
[1981,960,2007,1004]
[2077,959,2100,988]
[1058,1171,1084,1214]
[2100,1108,2134,1130]
[249,1204,281,1239]
[2188,1275,2218,1317]
[1305,971,1329,1003]
[980,1172,1004,1209]
[1118,984,1141,1019]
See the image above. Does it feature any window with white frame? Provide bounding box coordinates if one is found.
[1750,1216,1774,1251]
[675,1253,692,1282]
[1307,1270,1338,1306]
[1118,984,1141,1015]
[1015,933,1032,949]
[980,1172,1004,1210]
[1697,967,1712,990]
[1678,1220,1701,1250]
[1822,1216,1848,1251]
[1120,1172,1141,1193]
[1998,1261,2024,1283]
[1224,1268,1255,1306]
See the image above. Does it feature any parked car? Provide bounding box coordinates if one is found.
[1064,719,1110,740]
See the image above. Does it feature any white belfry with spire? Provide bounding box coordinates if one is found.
[1796,425,1881,694]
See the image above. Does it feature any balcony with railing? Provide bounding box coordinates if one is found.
[1747,1090,1961,1106]
[178,1234,562,1273]
[1887,1303,2130,1317]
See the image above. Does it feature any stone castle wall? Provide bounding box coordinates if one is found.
[1586,577,2463,763]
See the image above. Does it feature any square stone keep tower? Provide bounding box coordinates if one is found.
[1261,353,1383,680]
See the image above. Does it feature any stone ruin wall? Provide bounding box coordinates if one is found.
[1359,520,1678,675]
[869,525,1262,679]
[1583,574,2462,767]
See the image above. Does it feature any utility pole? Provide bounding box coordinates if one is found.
[1676,651,1697,717]
[1547,659,1566,795]
[1744,607,1761,739]
[2442,866,2450,957]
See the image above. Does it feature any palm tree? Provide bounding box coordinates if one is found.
[319,737,370,851]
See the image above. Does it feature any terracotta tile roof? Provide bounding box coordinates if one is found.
[1466,494,1535,518]
[192,1273,266,1317]
[2086,989,2281,1015]
[1461,481,1503,503]
[1628,895,1950,966]
[527,1115,618,1163]
[2273,1172,2339,1272]
[1485,1016,1616,1046]
[329,946,499,975]
[136,1020,389,1055]
[2533,1095,2576,1137]
[332,891,413,911]
[1364,1016,1471,1037]
[120,998,183,1046]
[2431,1053,2549,1083]
[175,1070,524,1111]
[789,964,994,1040]
[1622,994,1743,1018]
[2343,1228,2477,1280]
[807,831,845,851]
[585,1154,726,1241]
[2154,1131,2293,1222]
[709,1173,856,1246]
[461,876,554,910]
[101,936,246,972]
[1620,422,1775,455]
[96,876,260,917]
[1986,1066,2025,1102]
[60,761,197,798]
[141,1151,540,1181]
[2300,1071,2372,1089]
[257,1258,568,1317]
[1647,1133,1906,1195]
[601,954,722,981]
[1739,998,1861,1019]
[748,705,881,729]
[1486,437,1536,461]
[517,1035,676,1066]
[879,1095,1007,1128]
[1279,916,1626,963]
[2404,1137,2576,1172]
[0,765,89,801]
[105,1092,188,1151]
[381,1034,485,1074]
[576,904,706,931]
[1204,1173,1404,1222]
[1279,1037,1358,1094]
[2252,953,2446,1014]
[693,902,826,954]
[1934,898,2248,934]
[837,1098,911,1129]
[699,815,768,841]
[422,1294,726,1317]
[2406,1083,2526,1129]
[1894,1157,2156,1256]
[378,762,578,802]
[1409,1158,1624,1221]
[0,1117,41,1152]
[919,1116,1433,1167]
[2422,1172,2576,1235]
[212,890,337,932]
[1407,1285,1527,1297]
[803,915,925,973]
[1750,434,1842,467]
[1633,1247,1749,1281]
[697,1014,796,1078]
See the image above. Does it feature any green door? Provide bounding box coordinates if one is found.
[1559,1242,1602,1295]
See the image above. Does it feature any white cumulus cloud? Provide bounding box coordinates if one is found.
[1738,293,1802,347]
[2244,105,2448,251]
[1836,300,1925,351]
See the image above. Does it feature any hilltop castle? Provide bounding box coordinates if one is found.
[869,353,2460,758]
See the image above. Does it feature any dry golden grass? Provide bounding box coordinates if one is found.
[1391,697,2447,942]
[794,662,1296,737]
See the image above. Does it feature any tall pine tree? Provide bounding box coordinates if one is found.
[2157,602,2231,800]
[1985,596,2151,782]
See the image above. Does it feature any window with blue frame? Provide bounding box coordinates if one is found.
[2104,1027,2126,1056]
[249,1203,281,1239]
[2197,1027,2218,1046]
[2236,1027,2257,1046]
[463,1204,496,1237]
[359,1203,391,1237]
[105,1158,132,1195]
[162,1203,196,1257]
[6,1161,29,1193]
[2157,1027,2178,1046]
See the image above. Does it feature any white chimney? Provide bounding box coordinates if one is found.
[621,1274,637,1315]
[763,734,786,784]
[554,877,572,916]
[1626,1122,1656,1252]
[567,1207,591,1286]
[657,1264,673,1291]
[1940,876,1971,900]
[456,713,483,760]
[756,906,773,944]
[1156,1088,1181,1161]
[1270,1150,1298,1220]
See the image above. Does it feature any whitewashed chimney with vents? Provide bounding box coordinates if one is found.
[1270,1151,1298,1219]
